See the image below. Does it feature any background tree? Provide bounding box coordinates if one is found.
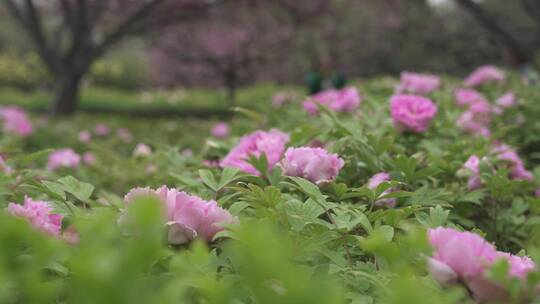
[3,0,222,115]
[150,1,289,105]
[454,0,540,68]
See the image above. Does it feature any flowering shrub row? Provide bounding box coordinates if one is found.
[0,65,540,303]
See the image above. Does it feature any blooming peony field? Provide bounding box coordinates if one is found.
[2,66,540,303]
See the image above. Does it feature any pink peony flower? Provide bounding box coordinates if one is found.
[47,149,81,171]
[94,123,110,136]
[6,196,63,236]
[82,152,96,166]
[211,122,230,139]
[116,128,133,143]
[303,86,361,115]
[396,72,441,95]
[428,227,498,278]
[463,155,483,190]
[454,89,487,107]
[493,92,517,115]
[78,131,91,143]
[464,65,505,87]
[464,155,480,174]
[202,159,220,168]
[133,143,152,157]
[491,143,533,181]
[272,91,297,108]
[496,92,516,108]
[124,186,238,244]
[469,99,492,116]
[220,129,289,175]
[367,172,397,207]
[0,155,13,174]
[390,94,438,133]
[428,227,536,302]
[0,106,33,137]
[280,147,344,185]
[456,111,491,138]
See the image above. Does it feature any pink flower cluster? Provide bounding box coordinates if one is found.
[94,123,110,136]
[367,172,397,207]
[82,152,96,166]
[124,186,238,244]
[463,144,533,190]
[390,94,438,133]
[116,128,133,143]
[133,143,152,157]
[455,89,492,138]
[6,196,63,236]
[272,91,298,108]
[492,92,517,115]
[462,155,483,190]
[47,148,81,171]
[454,89,487,107]
[0,155,13,174]
[0,106,33,137]
[396,72,441,95]
[211,122,230,138]
[78,131,92,143]
[428,227,535,302]
[303,87,361,115]
[220,129,289,175]
[464,65,505,87]
[491,142,533,181]
[281,147,344,185]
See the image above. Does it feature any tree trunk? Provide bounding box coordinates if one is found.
[224,69,237,107]
[51,74,82,116]
[455,0,533,66]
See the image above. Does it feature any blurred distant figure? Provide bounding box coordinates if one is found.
[305,70,323,95]
[305,59,347,94]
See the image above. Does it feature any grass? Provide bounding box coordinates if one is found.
[0,83,303,116]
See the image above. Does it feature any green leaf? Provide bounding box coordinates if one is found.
[19,149,53,166]
[199,169,219,192]
[231,107,266,125]
[247,153,269,178]
[228,201,249,215]
[58,176,94,202]
[218,167,241,189]
[287,177,329,209]
[41,181,67,200]
[429,206,449,227]
[457,189,486,205]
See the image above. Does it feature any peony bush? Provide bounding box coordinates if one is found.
[1,67,540,303]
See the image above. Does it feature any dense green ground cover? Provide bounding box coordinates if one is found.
[2,74,540,303]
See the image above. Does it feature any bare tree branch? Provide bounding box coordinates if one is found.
[455,0,531,65]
